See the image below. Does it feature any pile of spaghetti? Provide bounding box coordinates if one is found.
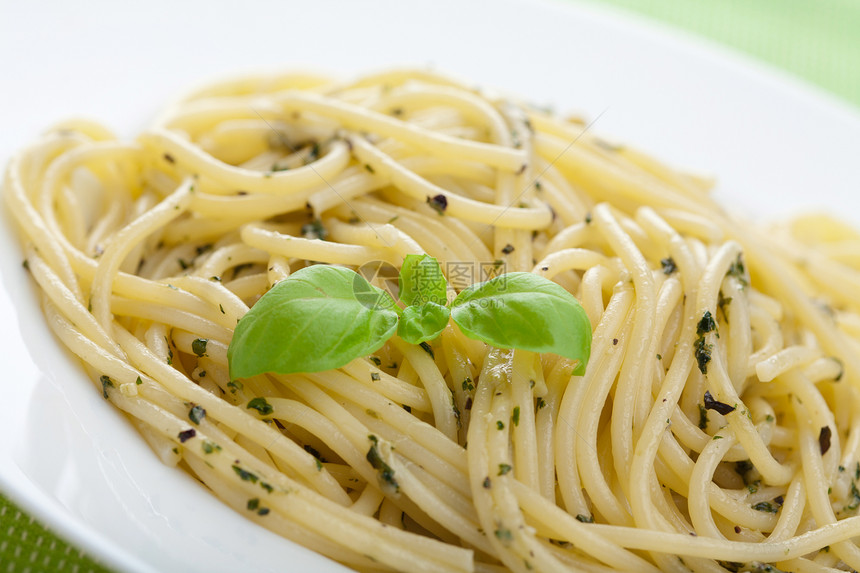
[7,69,860,572]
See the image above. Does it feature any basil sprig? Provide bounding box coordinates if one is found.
[396,254,450,345]
[228,254,591,379]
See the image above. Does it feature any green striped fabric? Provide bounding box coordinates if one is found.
[581,0,860,108]
[0,494,112,573]
[1,1,857,571]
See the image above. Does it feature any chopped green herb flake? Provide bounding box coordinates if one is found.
[752,501,778,514]
[371,372,381,381]
[301,219,328,241]
[100,375,114,399]
[426,194,448,215]
[497,420,505,430]
[501,244,515,255]
[370,356,382,366]
[498,463,512,476]
[462,377,474,392]
[819,426,832,455]
[419,341,435,358]
[136,376,143,385]
[189,405,206,425]
[230,263,254,280]
[575,514,594,523]
[718,291,732,321]
[727,255,748,286]
[660,257,677,275]
[247,397,273,416]
[232,465,259,484]
[303,444,323,461]
[512,406,520,427]
[247,497,260,511]
[257,507,270,516]
[366,435,399,493]
[201,441,221,454]
[697,311,716,336]
[694,336,713,374]
[494,528,513,544]
[848,481,860,510]
[698,404,708,430]
[192,338,208,357]
[178,429,196,443]
[703,391,735,415]
[834,357,845,381]
[482,476,492,489]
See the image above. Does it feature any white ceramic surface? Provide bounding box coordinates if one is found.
[2,1,860,572]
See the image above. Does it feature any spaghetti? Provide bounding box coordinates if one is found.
[6,69,860,572]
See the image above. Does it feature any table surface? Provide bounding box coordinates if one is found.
[1,0,858,571]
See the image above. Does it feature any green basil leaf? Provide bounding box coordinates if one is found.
[397,302,450,345]
[450,272,591,374]
[398,254,448,306]
[228,265,399,378]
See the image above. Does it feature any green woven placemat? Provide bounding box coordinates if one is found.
[0,494,112,573]
[581,0,860,108]
[1,2,857,572]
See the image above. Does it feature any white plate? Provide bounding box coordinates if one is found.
[2,1,859,572]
